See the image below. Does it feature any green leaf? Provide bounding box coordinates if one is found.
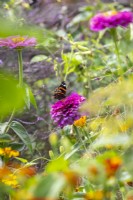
[28,87,38,110]
[34,174,66,198]
[0,122,8,134]
[0,183,13,199]
[9,142,25,151]
[46,157,69,173]
[30,55,48,63]
[24,84,37,110]
[0,134,11,143]
[15,157,28,163]
[62,53,83,76]
[24,85,30,109]
[67,11,91,27]
[10,121,33,153]
[0,70,25,117]
[123,147,133,175]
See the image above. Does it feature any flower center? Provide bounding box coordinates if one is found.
[12,37,25,43]
[103,11,117,17]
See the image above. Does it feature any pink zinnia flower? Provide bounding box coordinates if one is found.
[90,11,133,32]
[50,92,85,128]
[0,36,36,49]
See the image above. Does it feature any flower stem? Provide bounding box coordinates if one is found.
[17,49,23,87]
[5,109,15,133]
[73,125,88,151]
[110,29,123,76]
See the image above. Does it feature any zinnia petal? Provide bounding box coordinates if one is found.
[0,35,36,49]
[50,92,85,128]
[90,11,133,32]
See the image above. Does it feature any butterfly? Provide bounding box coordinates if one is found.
[53,81,66,100]
[28,0,37,6]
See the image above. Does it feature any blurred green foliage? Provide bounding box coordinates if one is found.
[0,18,56,45]
[0,70,25,118]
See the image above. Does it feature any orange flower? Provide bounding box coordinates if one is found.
[7,162,37,177]
[0,166,11,179]
[89,166,99,176]
[19,166,37,177]
[74,116,87,127]
[126,195,133,200]
[104,156,122,177]
[63,171,81,187]
[0,147,19,158]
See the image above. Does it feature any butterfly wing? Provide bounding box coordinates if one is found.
[53,81,66,100]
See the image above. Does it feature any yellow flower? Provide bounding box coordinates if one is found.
[74,116,87,127]
[85,190,104,200]
[2,174,19,188]
[0,147,19,158]
[12,190,33,200]
[0,148,4,156]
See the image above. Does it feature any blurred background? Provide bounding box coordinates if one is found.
[0,0,132,167]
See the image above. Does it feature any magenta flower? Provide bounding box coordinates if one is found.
[50,93,85,128]
[90,11,133,32]
[0,36,36,49]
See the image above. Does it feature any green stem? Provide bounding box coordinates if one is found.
[5,109,15,133]
[110,29,123,76]
[64,46,74,81]
[73,125,88,151]
[17,49,23,87]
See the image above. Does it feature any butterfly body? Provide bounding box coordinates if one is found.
[28,0,37,6]
[53,81,66,100]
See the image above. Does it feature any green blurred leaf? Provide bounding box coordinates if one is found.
[10,121,33,153]
[62,53,83,76]
[34,174,66,198]
[9,142,25,151]
[119,39,133,54]
[0,70,25,117]
[15,157,28,163]
[0,183,13,199]
[0,0,10,3]
[123,147,133,175]
[0,122,8,134]
[24,85,30,109]
[24,84,37,110]
[67,11,92,27]
[46,157,69,173]
[30,55,48,63]
[0,134,11,144]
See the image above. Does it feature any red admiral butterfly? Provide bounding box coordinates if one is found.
[53,81,66,100]
[28,0,37,6]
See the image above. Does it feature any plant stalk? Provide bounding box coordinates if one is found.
[17,49,23,87]
[110,29,123,76]
[5,109,15,133]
